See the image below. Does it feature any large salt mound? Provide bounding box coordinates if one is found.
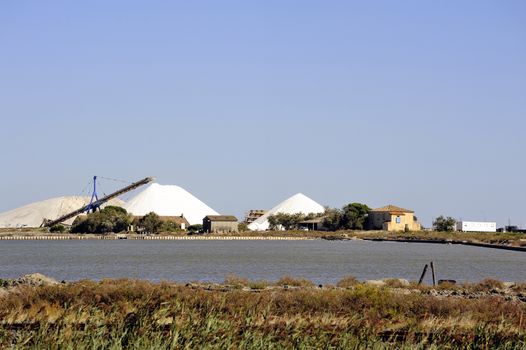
[123,183,219,225]
[248,193,325,231]
[0,196,125,228]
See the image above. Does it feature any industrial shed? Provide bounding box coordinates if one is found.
[203,215,238,233]
[456,221,496,233]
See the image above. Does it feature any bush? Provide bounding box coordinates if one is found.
[238,222,249,232]
[384,278,408,288]
[337,276,359,288]
[71,206,132,234]
[433,215,456,232]
[473,278,505,292]
[249,280,269,290]
[224,274,249,287]
[276,275,314,287]
[161,221,184,232]
[137,212,163,234]
[187,224,203,233]
[322,203,370,231]
[49,224,66,233]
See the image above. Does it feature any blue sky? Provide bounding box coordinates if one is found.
[1,1,525,227]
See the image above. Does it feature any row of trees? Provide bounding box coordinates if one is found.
[266,203,371,231]
[67,205,458,234]
[322,203,371,231]
[267,212,323,231]
[70,207,203,234]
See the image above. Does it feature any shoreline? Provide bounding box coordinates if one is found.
[0,234,314,241]
[1,232,525,252]
[361,237,526,252]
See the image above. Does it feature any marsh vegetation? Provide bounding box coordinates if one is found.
[1,276,526,349]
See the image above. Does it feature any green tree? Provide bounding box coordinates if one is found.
[433,215,457,232]
[238,222,249,232]
[49,224,66,233]
[187,224,203,234]
[71,206,132,234]
[340,203,371,230]
[268,212,308,230]
[138,212,163,234]
[322,207,343,231]
[161,221,183,232]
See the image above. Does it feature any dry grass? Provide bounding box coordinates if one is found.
[223,274,249,287]
[336,275,359,288]
[350,230,526,246]
[275,275,314,287]
[470,278,505,292]
[1,278,526,348]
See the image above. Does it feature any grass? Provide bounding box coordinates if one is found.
[349,230,526,246]
[1,278,526,349]
[276,275,314,287]
[336,275,359,288]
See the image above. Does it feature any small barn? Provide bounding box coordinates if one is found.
[203,215,238,233]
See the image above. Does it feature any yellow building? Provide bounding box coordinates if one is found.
[368,205,421,232]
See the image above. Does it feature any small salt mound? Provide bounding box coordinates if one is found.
[248,193,325,231]
[123,183,219,225]
[0,196,125,228]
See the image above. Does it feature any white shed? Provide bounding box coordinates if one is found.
[456,221,497,233]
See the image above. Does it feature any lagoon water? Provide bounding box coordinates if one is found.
[0,240,524,284]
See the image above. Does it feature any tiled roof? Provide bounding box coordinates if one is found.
[370,205,414,213]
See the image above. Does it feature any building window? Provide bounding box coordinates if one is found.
[396,216,401,224]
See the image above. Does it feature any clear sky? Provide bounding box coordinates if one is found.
[1,1,525,227]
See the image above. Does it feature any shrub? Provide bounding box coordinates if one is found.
[337,276,359,288]
[433,215,456,232]
[137,212,163,234]
[187,224,203,233]
[160,221,183,232]
[49,224,66,233]
[248,280,269,290]
[384,278,408,288]
[473,278,505,292]
[276,275,314,287]
[224,274,249,287]
[71,206,132,234]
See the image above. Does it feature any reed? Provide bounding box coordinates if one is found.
[1,278,525,349]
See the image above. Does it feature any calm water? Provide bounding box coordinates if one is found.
[0,240,524,284]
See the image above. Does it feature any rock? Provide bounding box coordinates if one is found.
[15,273,58,286]
[503,282,516,289]
[365,280,386,287]
[395,279,410,286]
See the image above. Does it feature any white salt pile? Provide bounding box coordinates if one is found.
[248,193,325,231]
[123,183,219,225]
[0,196,125,228]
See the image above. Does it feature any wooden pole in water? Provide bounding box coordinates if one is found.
[430,261,436,286]
[418,264,428,285]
